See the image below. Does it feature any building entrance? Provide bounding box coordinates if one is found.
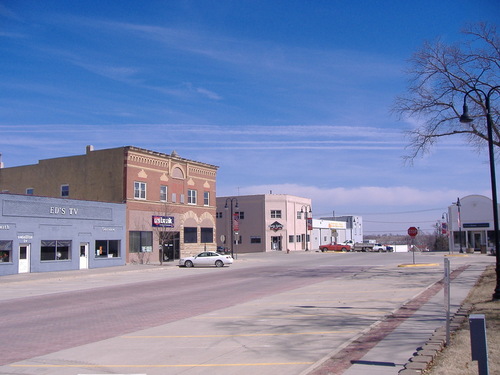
[160,232,180,261]
[18,244,30,273]
[79,243,89,269]
[271,236,282,251]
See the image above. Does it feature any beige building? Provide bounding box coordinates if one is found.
[216,194,312,254]
[0,146,218,263]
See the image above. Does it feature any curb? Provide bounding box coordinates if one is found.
[397,302,473,374]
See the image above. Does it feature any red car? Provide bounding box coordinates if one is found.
[319,243,351,252]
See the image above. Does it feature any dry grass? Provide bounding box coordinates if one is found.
[424,265,500,375]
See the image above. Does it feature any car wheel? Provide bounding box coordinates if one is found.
[341,247,347,252]
[215,260,224,267]
[185,260,193,268]
[320,248,326,252]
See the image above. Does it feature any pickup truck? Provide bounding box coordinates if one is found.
[319,243,351,252]
[372,243,385,252]
[342,240,374,252]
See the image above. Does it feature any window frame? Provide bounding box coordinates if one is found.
[187,189,197,205]
[95,240,121,258]
[184,227,197,243]
[129,231,153,253]
[0,240,13,263]
[61,184,69,197]
[201,227,214,243]
[160,185,168,202]
[271,210,282,218]
[203,191,210,206]
[40,240,71,261]
[134,181,147,200]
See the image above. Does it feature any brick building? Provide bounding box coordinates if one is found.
[0,146,218,263]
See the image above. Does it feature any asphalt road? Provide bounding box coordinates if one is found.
[0,251,494,375]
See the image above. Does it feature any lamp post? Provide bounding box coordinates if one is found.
[460,85,500,299]
[224,198,239,259]
[442,212,450,254]
[300,205,312,251]
[456,198,463,254]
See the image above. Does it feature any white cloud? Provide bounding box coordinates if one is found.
[225,183,478,213]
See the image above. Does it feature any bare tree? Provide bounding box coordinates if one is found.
[152,202,180,265]
[393,22,499,163]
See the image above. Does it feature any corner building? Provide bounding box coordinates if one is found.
[0,146,218,263]
[216,194,312,253]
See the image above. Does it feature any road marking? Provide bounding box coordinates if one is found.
[398,263,439,267]
[122,330,358,338]
[12,362,315,368]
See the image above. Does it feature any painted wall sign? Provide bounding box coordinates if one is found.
[2,200,113,221]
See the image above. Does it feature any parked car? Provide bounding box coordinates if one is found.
[371,243,394,252]
[178,251,233,268]
[319,243,351,252]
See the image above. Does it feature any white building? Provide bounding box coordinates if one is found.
[311,219,347,249]
[446,194,499,253]
[216,194,312,253]
[317,215,363,244]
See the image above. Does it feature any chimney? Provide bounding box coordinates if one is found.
[86,145,94,154]
[0,153,3,169]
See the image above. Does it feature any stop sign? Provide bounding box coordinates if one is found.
[408,226,418,237]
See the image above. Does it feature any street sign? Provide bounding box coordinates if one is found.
[408,226,418,237]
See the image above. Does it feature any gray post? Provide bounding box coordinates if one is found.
[469,314,489,375]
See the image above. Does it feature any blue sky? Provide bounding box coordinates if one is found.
[1,0,498,234]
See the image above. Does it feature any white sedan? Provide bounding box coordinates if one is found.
[178,251,233,268]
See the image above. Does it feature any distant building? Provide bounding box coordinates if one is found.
[0,193,125,276]
[318,215,363,244]
[446,194,499,253]
[311,218,347,249]
[0,146,218,263]
[216,194,312,253]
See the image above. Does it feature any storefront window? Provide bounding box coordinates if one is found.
[201,227,213,243]
[41,240,71,261]
[95,240,121,258]
[129,231,153,253]
[0,240,12,262]
[184,227,197,243]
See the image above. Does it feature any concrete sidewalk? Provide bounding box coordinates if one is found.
[303,257,490,375]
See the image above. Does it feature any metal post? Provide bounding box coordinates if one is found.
[444,258,451,346]
[301,205,312,251]
[485,95,500,299]
[457,198,463,253]
[225,198,239,259]
[460,86,500,299]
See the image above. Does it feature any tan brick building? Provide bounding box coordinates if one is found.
[0,146,218,263]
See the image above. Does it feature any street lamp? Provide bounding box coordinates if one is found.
[460,85,500,299]
[300,205,312,251]
[224,198,239,259]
